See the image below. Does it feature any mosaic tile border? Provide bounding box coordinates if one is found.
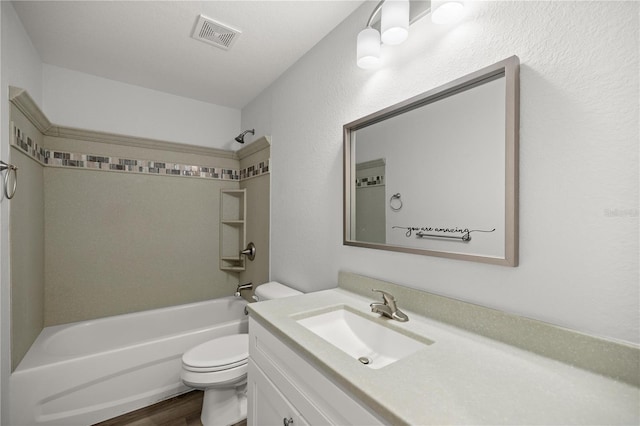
[240,160,269,180]
[11,123,269,182]
[47,151,240,180]
[13,126,47,163]
[356,175,384,187]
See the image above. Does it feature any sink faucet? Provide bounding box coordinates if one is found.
[370,289,409,322]
[235,282,253,297]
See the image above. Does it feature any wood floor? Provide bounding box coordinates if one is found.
[94,391,247,426]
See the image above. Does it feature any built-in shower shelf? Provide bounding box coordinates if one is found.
[221,256,243,271]
[220,189,247,272]
[221,266,245,272]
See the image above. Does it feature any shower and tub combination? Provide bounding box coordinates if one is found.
[10,296,248,425]
[10,282,303,426]
[7,86,273,424]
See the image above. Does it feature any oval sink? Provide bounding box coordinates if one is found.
[296,306,433,369]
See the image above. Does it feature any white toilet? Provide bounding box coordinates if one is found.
[180,282,302,426]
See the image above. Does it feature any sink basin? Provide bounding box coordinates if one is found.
[296,306,432,369]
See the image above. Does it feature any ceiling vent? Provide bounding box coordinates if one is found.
[191,15,241,51]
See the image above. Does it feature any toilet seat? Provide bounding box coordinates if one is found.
[182,334,248,373]
[181,363,248,388]
[183,358,247,373]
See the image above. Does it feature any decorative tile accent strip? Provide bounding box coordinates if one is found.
[13,124,48,163]
[47,151,240,180]
[239,160,270,180]
[356,175,384,187]
[11,124,268,182]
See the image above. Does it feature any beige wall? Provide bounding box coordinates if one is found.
[41,133,245,326]
[355,161,385,244]
[44,167,240,325]
[239,141,270,293]
[9,106,45,370]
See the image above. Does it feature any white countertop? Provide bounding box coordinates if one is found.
[248,288,639,425]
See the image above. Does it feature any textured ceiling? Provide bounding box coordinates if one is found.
[13,1,365,109]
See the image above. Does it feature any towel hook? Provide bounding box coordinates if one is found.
[0,161,17,200]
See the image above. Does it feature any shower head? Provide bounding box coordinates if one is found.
[235,129,255,144]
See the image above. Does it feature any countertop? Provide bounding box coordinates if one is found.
[248,286,639,425]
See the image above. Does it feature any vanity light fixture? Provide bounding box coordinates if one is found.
[381,0,410,45]
[357,27,382,69]
[356,0,466,69]
[431,0,465,24]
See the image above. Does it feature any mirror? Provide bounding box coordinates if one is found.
[344,56,519,266]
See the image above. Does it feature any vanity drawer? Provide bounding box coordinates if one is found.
[248,317,385,426]
[249,360,310,426]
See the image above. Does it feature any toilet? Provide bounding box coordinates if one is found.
[180,282,302,426]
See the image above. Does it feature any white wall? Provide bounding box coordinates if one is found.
[43,64,242,150]
[243,1,639,344]
[241,86,273,145]
[0,1,44,422]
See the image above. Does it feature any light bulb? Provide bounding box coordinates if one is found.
[432,1,465,25]
[357,27,381,69]
[381,0,409,45]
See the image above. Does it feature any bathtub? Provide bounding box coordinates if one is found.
[10,297,248,425]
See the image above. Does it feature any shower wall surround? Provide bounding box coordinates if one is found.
[9,105,45,371]
[238,140,271,289]
[9,88,269,369]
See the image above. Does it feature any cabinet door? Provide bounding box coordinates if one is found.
[248,360,309,426]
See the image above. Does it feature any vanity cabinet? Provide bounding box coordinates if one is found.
[219,188,246,271]
[248,318,385,426]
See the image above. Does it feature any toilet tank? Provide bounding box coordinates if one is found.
[254,281,302,301]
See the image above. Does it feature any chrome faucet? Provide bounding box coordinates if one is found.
[370,289,409,322]
[235,282,253,297]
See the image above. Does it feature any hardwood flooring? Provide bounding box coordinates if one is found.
[93,391,247,426]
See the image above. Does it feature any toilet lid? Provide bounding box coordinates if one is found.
[182,334,248,370]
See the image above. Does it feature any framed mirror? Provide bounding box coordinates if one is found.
[343,56,519,266]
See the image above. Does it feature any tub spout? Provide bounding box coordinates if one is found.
[235,283,253,297]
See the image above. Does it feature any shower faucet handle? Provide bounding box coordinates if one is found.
[240,242,256,261]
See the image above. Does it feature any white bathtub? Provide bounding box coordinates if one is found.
[10,297,248,425]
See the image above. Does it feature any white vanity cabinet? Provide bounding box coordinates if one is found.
[247,318,386,426]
